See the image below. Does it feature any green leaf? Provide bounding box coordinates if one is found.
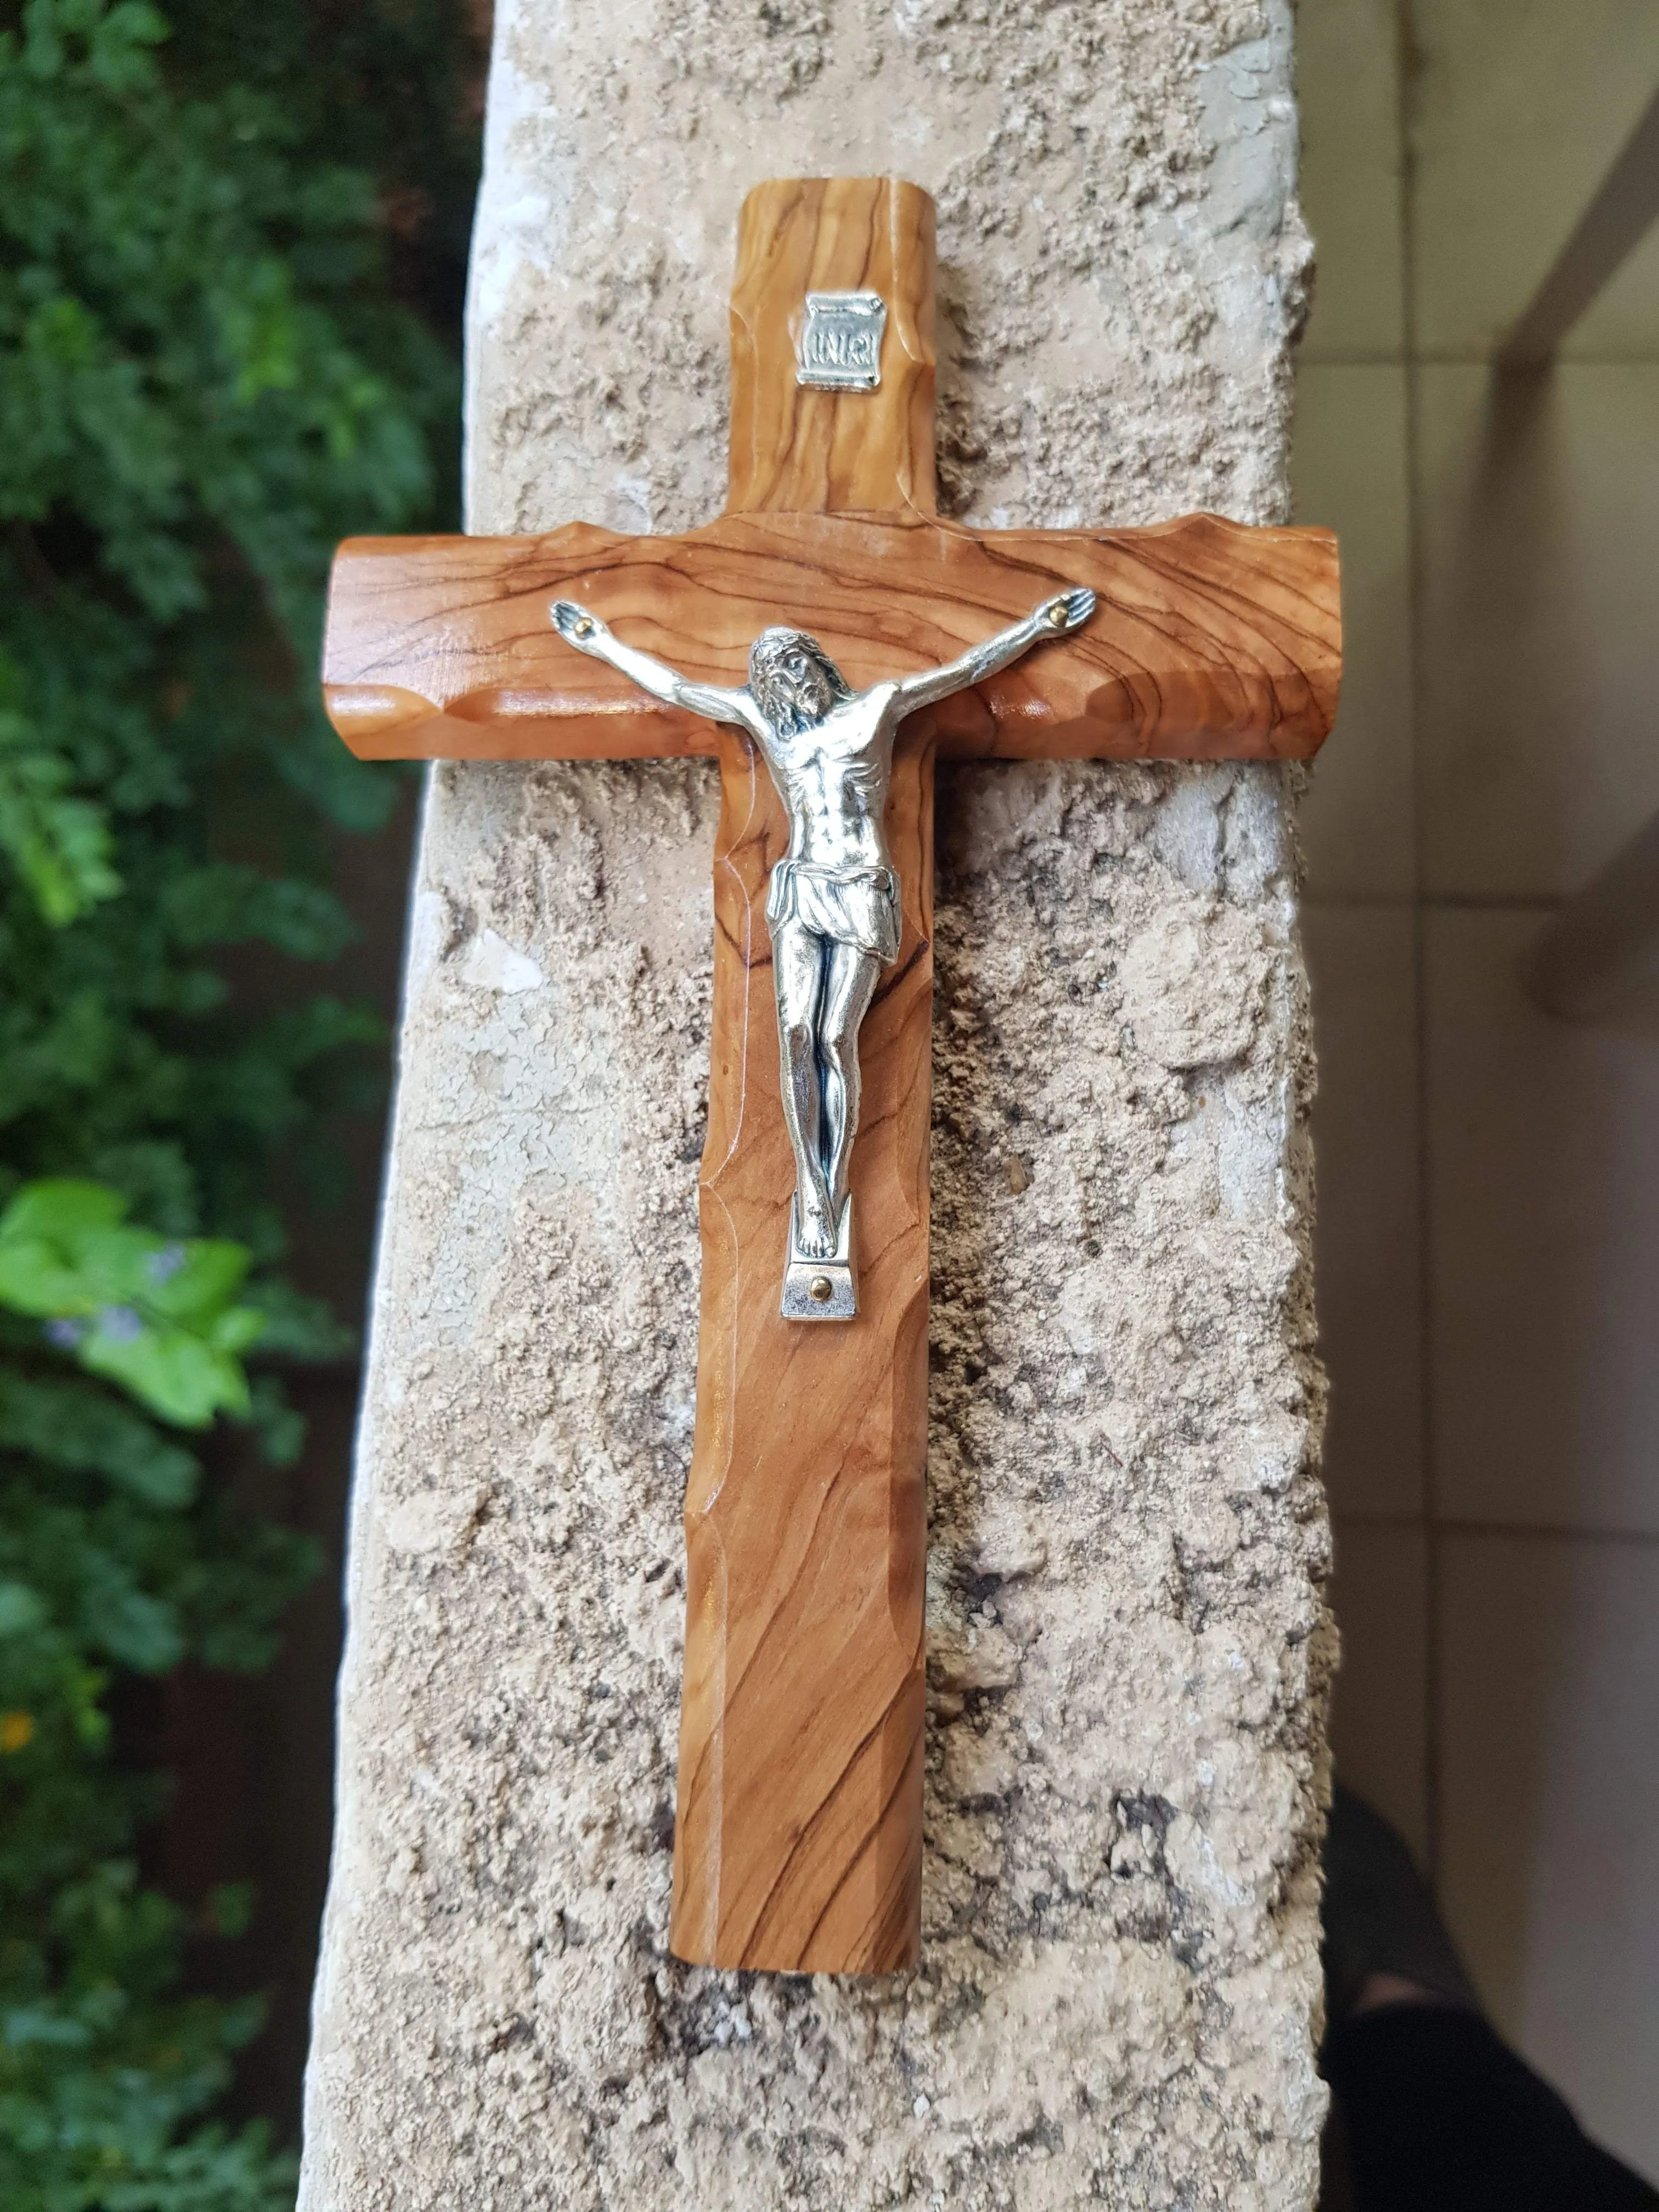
[0,1580,49,1637]
[139,1239,251,1324]
[50,1224,166,1304]
[0,1237,101,1316]
[0,1180,128,1247]
[0,1182,263,1422]
[243,1375,305,1468]
[0,1372,199,1504]
[239,1278,354,1361]
[206,1305,263,1356]
[80,1323,250,1428]
[1,2004,94,2050]
[79,1574,184,1673]
[0,657,123,924]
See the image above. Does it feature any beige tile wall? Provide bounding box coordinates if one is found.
[1426,911,1659,1537]
[1301,904,1422,1517]
[1417,366,1659,896]
[1293,369,1415,898]
[1294,0,1659,2184]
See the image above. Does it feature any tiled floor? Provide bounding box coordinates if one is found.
[1295,0,1659,2184]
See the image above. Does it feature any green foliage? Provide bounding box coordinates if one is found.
[0,649,122,928]
[0,0,478,2202]
[0,1863,298,2212]
[0,1182,264,1425]
[0,1193,318,2211]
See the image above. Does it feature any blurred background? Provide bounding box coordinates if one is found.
[0,3,486,2202]
[3,0,1656,2205]
[1296,0,1659,2186]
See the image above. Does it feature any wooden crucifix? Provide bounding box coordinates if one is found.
[323,177,1341,1976]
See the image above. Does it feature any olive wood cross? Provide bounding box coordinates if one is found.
[321,176,1341,1976]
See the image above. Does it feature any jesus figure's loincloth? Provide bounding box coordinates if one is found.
[765,857,901,964]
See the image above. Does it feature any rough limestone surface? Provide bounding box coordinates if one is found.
[300,3,1335,2207]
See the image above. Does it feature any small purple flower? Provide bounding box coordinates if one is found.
[95,1306,145,1345]
[43,1318,87,1350]
[146,1242,188,1285]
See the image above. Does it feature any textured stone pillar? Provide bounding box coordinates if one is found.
[300,4,1334,2206]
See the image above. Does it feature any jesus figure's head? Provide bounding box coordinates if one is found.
[748,627,853,736]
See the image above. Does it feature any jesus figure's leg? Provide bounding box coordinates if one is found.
[819,940,881,1223]
[771,918,837,1256]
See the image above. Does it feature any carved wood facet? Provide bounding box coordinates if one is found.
[320,176,1344,1974]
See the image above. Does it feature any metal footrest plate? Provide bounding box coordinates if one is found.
[780,1196,856,1322]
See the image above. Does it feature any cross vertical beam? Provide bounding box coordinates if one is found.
[675,181,936,1969]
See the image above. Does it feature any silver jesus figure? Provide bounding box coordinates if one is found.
[551,586,1094,1316]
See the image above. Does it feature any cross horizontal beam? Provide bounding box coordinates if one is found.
[323,510,1340,764]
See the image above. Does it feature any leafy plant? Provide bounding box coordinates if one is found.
[0,650,122,929]
[0,1184,304,2212]
[0,0,479,2202]
[0,1188,313,2209]
[0,1181,263,1426]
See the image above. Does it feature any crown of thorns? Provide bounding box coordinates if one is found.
[748,628,853,729]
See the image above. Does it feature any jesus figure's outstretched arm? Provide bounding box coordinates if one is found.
[551,599,764,735]
[889,586,1096,715]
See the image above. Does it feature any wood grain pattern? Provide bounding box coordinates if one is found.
[323,512,1341,763]
[321,175,1344,1974]
[670,725,934,1972]
[727,176,936,518]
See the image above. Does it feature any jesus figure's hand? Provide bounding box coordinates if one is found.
[1041,586,1096,634]
[551,599,608,648]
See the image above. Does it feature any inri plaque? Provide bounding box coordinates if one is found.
[796,289,887,391]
